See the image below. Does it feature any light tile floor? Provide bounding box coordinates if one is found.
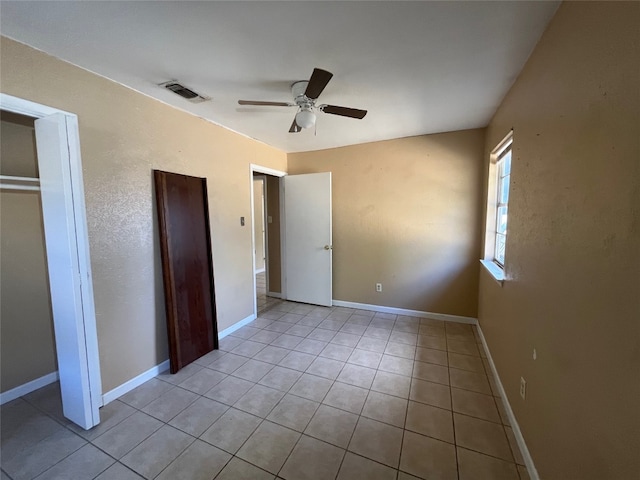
[1,301,530,480]
[256,272,280,314]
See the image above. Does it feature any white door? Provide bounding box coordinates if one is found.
[283,172,332,306]
[35,114,100,429]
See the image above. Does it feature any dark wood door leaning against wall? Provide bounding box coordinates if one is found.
[154,170,218,373]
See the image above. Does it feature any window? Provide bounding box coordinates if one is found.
[481,131,513,282]
[494,145,511,266]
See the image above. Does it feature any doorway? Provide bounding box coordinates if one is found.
[0,111,57,403]
[250,165,286,316]
[0,94,101,430]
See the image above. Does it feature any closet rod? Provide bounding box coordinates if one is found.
[0,175,41,191]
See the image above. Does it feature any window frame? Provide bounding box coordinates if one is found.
[481,131,513,283]
[493,145,511,268]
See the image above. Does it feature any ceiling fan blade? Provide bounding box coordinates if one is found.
[304,68,333,100]
[321,105,368,119]
[289,118,302,133]
[238,100,293,107]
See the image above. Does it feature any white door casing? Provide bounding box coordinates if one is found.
[253,177,266,273]
[283,172,333,307]
[249,164,286,317]
[1,93,101,429]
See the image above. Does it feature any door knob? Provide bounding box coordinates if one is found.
[324,245,333,250]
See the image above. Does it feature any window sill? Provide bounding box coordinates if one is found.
[480,259,505,285]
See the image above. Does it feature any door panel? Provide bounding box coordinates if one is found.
[154,170,217,373]
[284,172,332,306]
[35,114,99,429]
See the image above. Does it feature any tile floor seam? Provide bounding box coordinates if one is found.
[449,355,461,480]
[279,432,346,480]
[20,393,71,429]
[144,433,200,480]
[12,431,88,480]
[86,403,195,465]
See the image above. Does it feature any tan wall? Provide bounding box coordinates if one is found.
[478,2,640,478]
[288,130,485,317]
[0,117,57,392]
[0,112,38,177]
[266,175,282,293]
[0,37,287,393]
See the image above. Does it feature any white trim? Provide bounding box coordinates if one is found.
[104,310,257,406]
[0,371,59,405]
[249,164,287,319]
[480,259,505,284]
[331,300,478,325]
[483,130,514,265]
[267,291,282,299]
[249,164,286,178]
[102,360,170,406]
[1,93,102,429]
[103,310,257,405]
[65,114,103,416]
[492,130,515,160]
[260,176,270,293]
[476,325,539,480]
[249,170,258,317]
[218,314,256,339]
[279,178,287,300]
[254,268,266,274]
[0,95,73,117]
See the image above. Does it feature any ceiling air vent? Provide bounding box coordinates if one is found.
[159,80,210,104]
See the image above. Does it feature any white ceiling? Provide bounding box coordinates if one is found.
[0,1,559,153]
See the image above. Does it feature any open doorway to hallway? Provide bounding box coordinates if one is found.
[251,166,285,316]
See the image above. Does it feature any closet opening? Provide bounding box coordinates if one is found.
[0,111,60,413]
[0,94,101,430]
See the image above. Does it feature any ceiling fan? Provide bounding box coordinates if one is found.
[238,68,367,133]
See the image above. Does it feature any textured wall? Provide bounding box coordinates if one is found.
[478,2,640,478]
[0,117,57,392]
[288,129,485,317]
[0,37,287,393]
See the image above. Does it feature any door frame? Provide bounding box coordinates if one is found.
[249,164,286,317]
[0,93,102,428]
[252,175,267,275]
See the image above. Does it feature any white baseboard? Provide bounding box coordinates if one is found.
[267,291,282,299]
[101,313,256,406]
[0,371,59,405]
[331,299,478,325]
[102,359,170,406]
[218,313,256,339]
[476,325,539,480]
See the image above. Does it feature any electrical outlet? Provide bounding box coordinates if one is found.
[520,377,526,400]
[376,283,382,292]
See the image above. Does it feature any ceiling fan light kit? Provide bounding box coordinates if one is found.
[295,108,316,129]
[238,68,367,134]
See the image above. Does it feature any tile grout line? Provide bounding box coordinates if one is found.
[446,323,461,480]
